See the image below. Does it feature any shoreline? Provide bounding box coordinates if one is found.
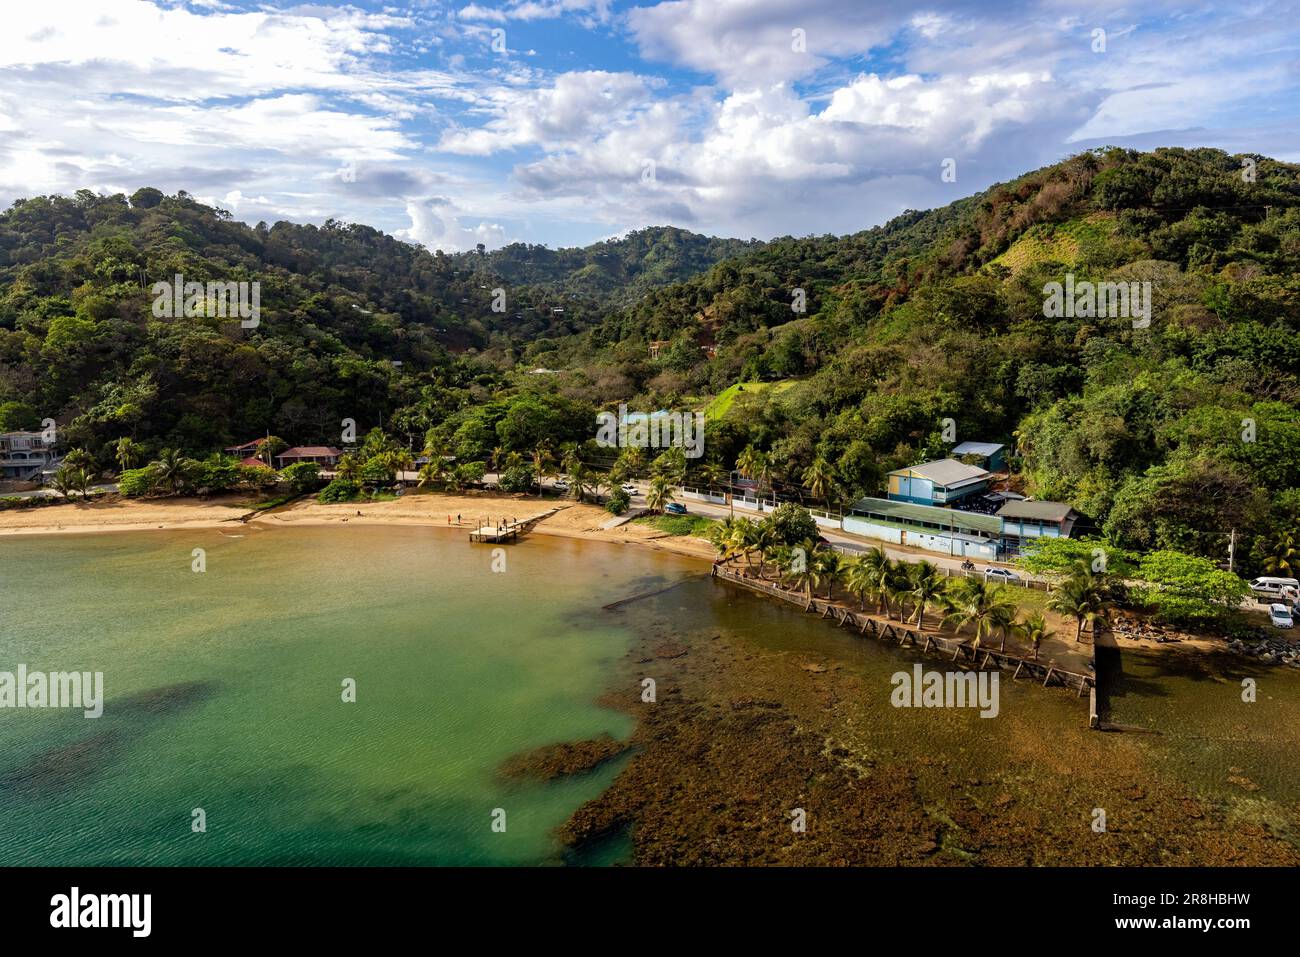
[0,491,718,563]
[1,491,1268,659]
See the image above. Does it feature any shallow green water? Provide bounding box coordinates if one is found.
[0,525,693,865]
[3,526,1298,865]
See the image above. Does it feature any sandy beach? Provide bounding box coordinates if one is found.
[0,490,719,561]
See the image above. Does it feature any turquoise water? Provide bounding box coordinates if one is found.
[0,525,693,865]
[4,525,1299,866]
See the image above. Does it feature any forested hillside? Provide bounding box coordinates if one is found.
[0,194,741,450]
[3,146,1299,574]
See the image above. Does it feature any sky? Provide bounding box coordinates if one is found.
[1,0,1298,252]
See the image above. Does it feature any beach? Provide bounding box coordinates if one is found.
[0,491,719,561]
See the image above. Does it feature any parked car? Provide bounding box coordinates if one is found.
[664,503,688,515]
[1250,577,1300,601]
[984,568,1021,583]
[552,480,569,492]
[621,484,638,495]
[1269,603,1294,629]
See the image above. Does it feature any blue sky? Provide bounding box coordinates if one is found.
[1,0,1298,251]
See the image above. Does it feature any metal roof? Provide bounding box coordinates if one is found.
[889,458,990,488]
[997,500,1076,522]
[847,497,1002,536]
[951,441,1005,457]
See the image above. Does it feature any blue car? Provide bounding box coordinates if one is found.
[664,503,688,514]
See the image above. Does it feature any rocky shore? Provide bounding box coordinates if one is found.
[551,581,1300,866]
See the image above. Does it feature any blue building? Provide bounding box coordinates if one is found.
[886,458,991,506]
[951,441,1007,472]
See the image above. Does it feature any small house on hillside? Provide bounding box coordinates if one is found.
[886,459,991,506]
[276,446,343,468]
[997,499,1078,553]
[951,441,1007,471]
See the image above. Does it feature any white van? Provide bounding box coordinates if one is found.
[1249,577,1299,600]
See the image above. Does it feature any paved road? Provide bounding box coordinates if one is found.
[616,482,1028,580]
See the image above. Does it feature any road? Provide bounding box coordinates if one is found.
[610,480,1028,580]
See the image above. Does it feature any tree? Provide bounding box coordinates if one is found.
[646,475,675,514]
[1047,563,1116,642]
[761,502,818,547]
[801,456,835,503]
[1132,550,1249,628]
[152,449,195,495]
[1021,612,1054,660]
[49,464,93,500]
[1251,530,1299,577]
[907,561,946,628]
[841,555,877,611]
[114,437,145,473]
[280,462,322,494]
[943,578,1016,652]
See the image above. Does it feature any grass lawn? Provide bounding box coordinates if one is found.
[634,514,717,537]
[702,380,797,420]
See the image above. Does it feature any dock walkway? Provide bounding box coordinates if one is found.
[712,562,1095,696]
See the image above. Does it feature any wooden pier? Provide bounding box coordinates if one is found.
[467,506,568,544]
[469,523,520,543]
[711,562,1095,697]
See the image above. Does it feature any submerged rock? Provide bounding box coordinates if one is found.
[499,734,630,783]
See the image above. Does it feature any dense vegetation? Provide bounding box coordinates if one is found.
[3,146,1299,583]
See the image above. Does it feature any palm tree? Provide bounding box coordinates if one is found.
[1048,568,1114,643]
[693,460,726,492]
[841,555,876,611]
[858,547,893,616]
[751,520,778,578]
[531,443,555,495]
[736,445,762,482]
[1020,612,1054,660]
[816,548,842,599]
[559,443,582,480]
[114,437,144,472]
[569,463,594,502]
[152,448,193,495]
[785,542,820,600]
[942,578,1016,653]
[990,601,1019,653]
[50,464,92,500]
[801,456,835,504]
[907,561,946,628]
[646,475,675,514]
[652,446,687,486]
[337,452,361,482]
[883,560,913,620]
[1256,530,1299,577]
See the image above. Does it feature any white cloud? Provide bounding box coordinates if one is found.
[438,71,653,154]
[397,197,508,253]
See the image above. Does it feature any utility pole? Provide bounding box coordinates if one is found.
[1228,528,1236,573]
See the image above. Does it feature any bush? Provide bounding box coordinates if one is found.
[498,465,534,493]
[762,502,819,547]
[191,455,242,492]
[240,464,279,491]
[318,478,361,503]
[117,466,159,497]
[280,461,322,494]
[606,487,630,514]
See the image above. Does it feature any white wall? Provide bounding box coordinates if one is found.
[842,517,903,543]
